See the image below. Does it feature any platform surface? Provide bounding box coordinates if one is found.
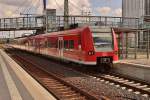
[120,59,150,67]
[0,49,56,100]
[114,59,150,83]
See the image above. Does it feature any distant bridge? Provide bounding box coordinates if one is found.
[0,15,139,32]
[0,16,45,31]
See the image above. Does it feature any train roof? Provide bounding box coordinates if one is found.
[41,26,112,37]
[89,26,112,33]
[14,26,112,40]
[42,26,88,37]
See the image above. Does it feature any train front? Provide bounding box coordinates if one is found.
[85,26,118,69]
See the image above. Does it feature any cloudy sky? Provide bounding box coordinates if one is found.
[0,0,122,38]
[0,0,122,18]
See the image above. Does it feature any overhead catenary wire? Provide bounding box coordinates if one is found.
[23,0,38,14]
[8,0,29,17]
[54,0,84,15]
[68,1,82,12]
[26,0,41,14]
[6,0,91,17]
[54,0,64,11]
[68,0,91,15]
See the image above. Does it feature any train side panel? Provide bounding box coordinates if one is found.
[9,26,119,66]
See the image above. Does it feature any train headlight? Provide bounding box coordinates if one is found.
[78,45,81,49]
[88,51,95,56]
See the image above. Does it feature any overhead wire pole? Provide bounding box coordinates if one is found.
[43,0,47,33]
[43,0,46,11]
[64,0,69,29]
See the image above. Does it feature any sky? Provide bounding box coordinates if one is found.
[0,0,122,38]
[0,0,122,18]
[91,0,122,16]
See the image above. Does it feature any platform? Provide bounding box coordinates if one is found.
[0,49,56,100]
[120,59,150,67]
[114,59,150,83]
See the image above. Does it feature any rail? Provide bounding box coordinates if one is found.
[7,49,106,100]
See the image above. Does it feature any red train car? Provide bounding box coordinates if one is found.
[11,26,118,69]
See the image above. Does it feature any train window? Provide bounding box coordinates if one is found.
[30,41,32,46]
[69,40,74,49]
[44,41,47,47]
[47,40,57,48]
[47,41,51,47]
[64,40,68,49]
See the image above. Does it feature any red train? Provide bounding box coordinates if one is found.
[10,26,118,69]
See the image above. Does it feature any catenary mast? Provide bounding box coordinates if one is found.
[64,0,69,29]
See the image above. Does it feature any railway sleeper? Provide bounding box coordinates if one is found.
[43,80,61,84]
[42,81,59,84]
[44,80,62,83]
[36,74,50,78]
[53,87,72,91]
[45,83,64,86]
[40,77,57,80]
[39,78,53,80]
[42,79,59,83]
[62,96,87,100]
[56,91,80,97]
[143,88,150,91]
[49,85,70,88]
[56,90,76,94]
[58,92,80,96]
[59,93,83,99]
[40,79,60,83]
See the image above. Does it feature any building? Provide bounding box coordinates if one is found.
[122,0,150,51]
[145,0,150,15]
[122,0,145,18]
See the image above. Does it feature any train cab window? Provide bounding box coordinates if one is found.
[69,40,74,49]
[92,32,113,51]
[64,40,68,49]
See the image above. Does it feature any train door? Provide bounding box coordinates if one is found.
[58,37,64,58]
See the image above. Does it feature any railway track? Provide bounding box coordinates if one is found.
[73,67,150,99]
[91,74,150,97]
[6,49,150,100]
[9,52,108,100]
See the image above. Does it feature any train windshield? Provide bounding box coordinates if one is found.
[92,32,113,52]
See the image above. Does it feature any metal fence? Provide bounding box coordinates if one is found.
[117,30,150,59]
[55,16,139,29]
[0,15,139,31]
[0,16,44,31]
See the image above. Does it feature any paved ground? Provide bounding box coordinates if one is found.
[0,49,56,100]
[114,59,150,83]
[0,63,11,100]
[120,59,150,66]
